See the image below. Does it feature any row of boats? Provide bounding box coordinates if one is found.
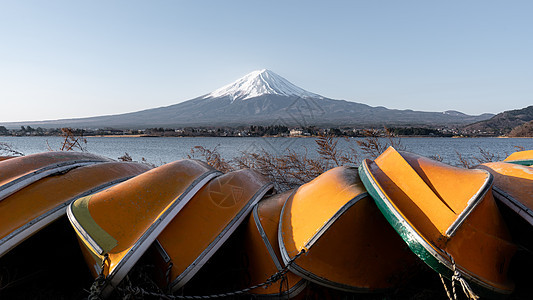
[0,148,532,299]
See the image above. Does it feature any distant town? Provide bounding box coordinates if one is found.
[0,125,500,138]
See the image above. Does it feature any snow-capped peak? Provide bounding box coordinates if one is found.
[205,69,323,102]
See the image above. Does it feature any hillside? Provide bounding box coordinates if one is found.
[464,106,533,135]
[509,120,533,137]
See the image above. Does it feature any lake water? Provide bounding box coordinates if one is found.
[1,136,532,167]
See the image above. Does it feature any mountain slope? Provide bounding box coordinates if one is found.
[464,105,533,135]
[0,69,494,129]
[206,69,323,101]
[509,120,533,137]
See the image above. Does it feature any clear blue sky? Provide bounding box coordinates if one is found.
[1,0,532,122]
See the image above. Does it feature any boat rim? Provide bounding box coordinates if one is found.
[69,168,221,298]
[252,202,284,271]
[492,186,533,227]
[169,181,274,291]
[0,160,107,202]
[3,175,137,258]
[358,158,513,296]
[278,187,377,292]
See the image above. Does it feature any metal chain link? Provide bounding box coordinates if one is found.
[118,250,305,299]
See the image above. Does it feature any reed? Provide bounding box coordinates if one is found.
[187,135,359,192]
[455,147,503,169]
[46,128,87,152]
[187,130,402,192]
[355,128,405,159]
[0,142,24,156]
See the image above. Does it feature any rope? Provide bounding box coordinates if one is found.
[439,274,453,300]
[87,254,109,300]
[118,250,305,299]
[439,253,480,300]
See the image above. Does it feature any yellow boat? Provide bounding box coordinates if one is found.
[151,169,273,292]
[504,150,533,166]
[0,152,112,202]
[359,147,516,298]
[279,166,418,293]
[0,161,151,258]
[67,159,221,298]
[244,191,307,298]
[476,162,533,252]
[476,162,533,226]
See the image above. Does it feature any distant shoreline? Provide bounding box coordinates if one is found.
[27,134,532,139]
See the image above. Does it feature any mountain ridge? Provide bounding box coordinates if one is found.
[464,105,533,135]
[0,70,494,129]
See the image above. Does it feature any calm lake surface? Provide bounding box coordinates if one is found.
[1,136,532,167]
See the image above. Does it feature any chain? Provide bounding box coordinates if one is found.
[118,250,305,299]
[439,252,480,300]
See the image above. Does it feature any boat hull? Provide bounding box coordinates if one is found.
[504,150,533,166]
[279,166,418,293]
[152,168,273,292]
[359,147,516,298]
[68,159,221,298]
[476,162,533,252]
[0,152,112,202]
[0,161,151,257]
[244,191,307,298]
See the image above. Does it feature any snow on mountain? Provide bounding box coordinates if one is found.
[205,69,323,102]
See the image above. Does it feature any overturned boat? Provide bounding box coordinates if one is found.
[151,168,273,292]
[67,159,220,298]
[279,166,418,293]
[0,152,112,202]
[0,156,15,162]
[359,147,516,298]
[244,191,307,298]
[476,162,533,251]
[476,162,533,226]
[0,161,151,258]
[504,150,533,166]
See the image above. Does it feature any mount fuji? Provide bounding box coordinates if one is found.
[206,69,323,102]
[1,69,493,129]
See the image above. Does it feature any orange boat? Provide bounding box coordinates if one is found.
[67,160,220,298]
[476,162,533,225]
[504,150,533,166]
[0,152,112,202]
[279,166,418,293]
[152,169,273,292]
[359,147,516,298]
[476,162,533,229]
[243,191,307,298]
[0,161,151,258]
[0,156,16,162]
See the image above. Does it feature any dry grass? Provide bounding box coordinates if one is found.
[187,129,405,192]
[455,147,503,169]
[47,128,88,152]
[187,129,527,192]
[356,128,405,159]
[188,145,233,173]
[0,142,24,156]
[189,135,360,192]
